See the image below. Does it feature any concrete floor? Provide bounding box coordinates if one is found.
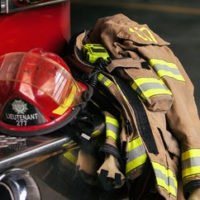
[31,1,200,199]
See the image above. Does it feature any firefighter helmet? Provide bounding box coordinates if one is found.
[0,49,91,136]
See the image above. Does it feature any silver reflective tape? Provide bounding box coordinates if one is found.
[154,168,176,189]
[107,123,118,133]
[81,133,91,141]
[154,64,181,75]
[135,82,168,94]
[182,157,200,169]
[127,145,146,162]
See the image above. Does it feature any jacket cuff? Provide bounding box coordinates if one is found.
[99,144,120,159]
[183,180,200,198]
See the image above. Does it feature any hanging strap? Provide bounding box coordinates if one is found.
[114,75,158,154]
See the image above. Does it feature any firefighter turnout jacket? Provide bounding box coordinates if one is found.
[62,88,126,192]
[67,13,200,200]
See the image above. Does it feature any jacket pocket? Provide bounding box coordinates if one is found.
[157,128,180,158]
[107,58,173,112]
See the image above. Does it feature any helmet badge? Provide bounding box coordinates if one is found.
[11,100,28,114]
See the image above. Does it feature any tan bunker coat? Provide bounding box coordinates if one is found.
[71,13,200,200]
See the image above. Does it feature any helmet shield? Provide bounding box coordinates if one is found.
[0,52,85,136]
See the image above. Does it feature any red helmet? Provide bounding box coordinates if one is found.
[0,49,91,136]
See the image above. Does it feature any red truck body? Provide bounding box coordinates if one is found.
[0,0,70,55]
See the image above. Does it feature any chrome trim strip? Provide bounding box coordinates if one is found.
[0,136,71,171]
[1,0,67,14]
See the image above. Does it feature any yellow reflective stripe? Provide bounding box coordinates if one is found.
[149,59,185,81]
[53,85,77,115]
[155,70,185,81]
[182,166,200,177]
[63,151,77,164]
[133,77,165,86]
[98,73,104,80]
[182,149,200,178]
[106,116,119,127]
[98,73,113,87]
[152,162,177,197]
[142,88,172,99]
[106,130,117,140]
[105,114,119,141]
[126,154,147,174]
[63,141,72,148]
[182,149,200,160]
[150,59,177,69]
[131,77,172,100]
[104,79,113,87]
[127,137,143,152]
[91,129,102,137]
[152,162,177,187]
[156,177,177,197]
[126,137,147,173]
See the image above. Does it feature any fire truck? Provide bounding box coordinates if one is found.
[0,1,71,199]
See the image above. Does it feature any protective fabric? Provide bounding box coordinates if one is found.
[98,111,125,190]
[188,188,200,200]
[0,49,89,136]
[69,13,200,200]
[75,106,124,190]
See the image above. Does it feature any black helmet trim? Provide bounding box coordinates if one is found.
[0,105,81,137]
[0,85,93,137]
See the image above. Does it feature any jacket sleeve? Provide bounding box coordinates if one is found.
[163,47,200,197]
[136,43,200,197]
[98,111,121,159]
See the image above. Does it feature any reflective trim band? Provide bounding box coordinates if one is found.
[106,130,117,140]
[132,77,164,86]
[127,136,143,151]
[183,157,200,169]
[182,149,200,160]
[98,73,113,87]
[127,145,146,161]
[149,59,185,81]
[182,149,200,178]
[152,162,177,197]
[53,84,77,115]
[126,154,147,174]
[91,129,102,137]
[131,77,172,100]
[182,166,200,178]
[105,115,119,141]
[63,151,77,164]
[106,116,119,127]
[126,137,147,174]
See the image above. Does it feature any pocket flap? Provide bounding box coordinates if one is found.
[106,58,143,72]
[158,128,180,157]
